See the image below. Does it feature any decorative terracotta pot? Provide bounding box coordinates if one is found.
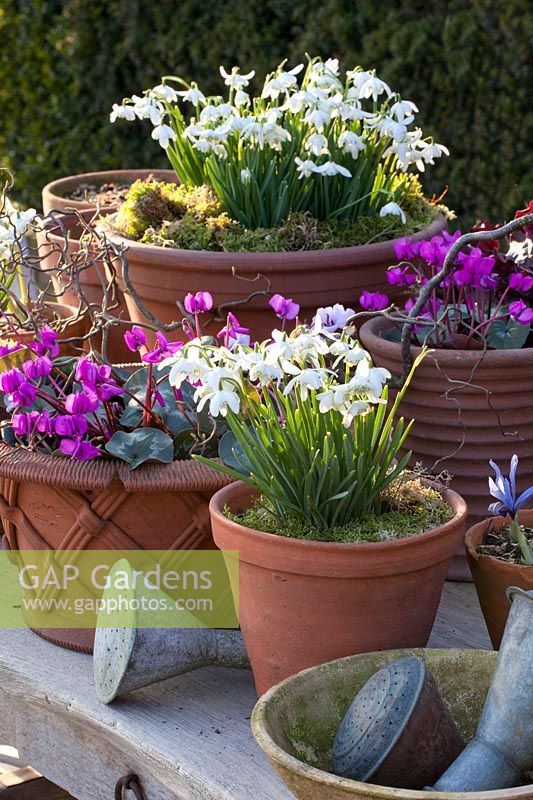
[359,316,533,581]
[113,214,446,343]
[465,511,533,649]
[209,481,467,696]
[42,168,177,215]
[250,648,533,800]
[0,443,231,653]
[37,210,134,363]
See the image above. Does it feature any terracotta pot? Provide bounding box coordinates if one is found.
[465,511,533,649]
[251,647,533,800]
[0,301,88,362]
[359,316,533,581]
[209,481,467,695]
[37,210,134,363]
[42,168,178,214]
[113,214,447,343]
[0,443,232,653]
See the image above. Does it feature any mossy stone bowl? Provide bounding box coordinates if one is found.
[252,648,533,800]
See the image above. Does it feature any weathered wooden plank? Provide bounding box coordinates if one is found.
[0,582,491,800]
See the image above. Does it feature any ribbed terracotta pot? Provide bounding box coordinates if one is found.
[42,168,177,214]
[113,214,446,342]
[0,444,231,653]
[465,511,533,649]
[209,481,467,696]
[37,210,135,363]
[359,316,533,581]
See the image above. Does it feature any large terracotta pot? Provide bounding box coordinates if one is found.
[359,316,533,580]
[251,648,533,800]
[0,444,231,653]
[37,210,134,363]
[113,214,446,342]
[209,481,467,695]
[42,168,177,214]
[465,511,533,649]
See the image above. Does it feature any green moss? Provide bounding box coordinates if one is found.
[225,479,453,543]
[111,179,444,252]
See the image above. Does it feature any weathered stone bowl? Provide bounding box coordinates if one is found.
[252,648,533,800]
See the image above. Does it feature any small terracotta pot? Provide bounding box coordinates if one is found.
[0,301,88,362]
[37,210,133,363]
[465,511,533,649]
[359,316,533,581]
[209,481,467,695]
[0,443,232,653]
[42,168,178,214]
[113,214,446,343]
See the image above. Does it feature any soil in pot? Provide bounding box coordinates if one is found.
[359,316,533,581]
[465,511,533,648]
[109,179,447,343]
[209,479,467,695]
[0,444,232,653]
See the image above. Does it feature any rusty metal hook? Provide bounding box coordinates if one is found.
[115,773,147,800]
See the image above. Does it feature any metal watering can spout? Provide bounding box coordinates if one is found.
[431,587,533,792]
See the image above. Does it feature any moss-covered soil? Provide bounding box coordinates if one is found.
[108,178,447,253]
[225,478,453,543]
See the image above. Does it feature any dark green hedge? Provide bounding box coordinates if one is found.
[1,0,531,224]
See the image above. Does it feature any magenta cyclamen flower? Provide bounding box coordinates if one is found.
[217,313,251,347]
[509,300,533,326]
[142,332,183,364]
[11,382,37,408]
[31,326,59,358]
[54,414,88,437]
[269,294,300,320]
[60,438,101,461]
[12,410,54,437]
[64,391,100,415]
[184,291,214,314]
[386,266,417,287]
[359,291,389,311]
[22,356,52,380]
[124,326,147,353]
[0,368,25,394]
[509,273,533,293]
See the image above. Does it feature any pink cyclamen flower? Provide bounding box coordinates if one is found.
[269,294,300,320]
[0,368,25,394]
[60,438,101,461]
[142,332,183,364]
[359,291,389,311]
[31,326,60,358]
[217,313,251,348]
[124,326,147,353]
[11,382,37,408]
[386,266,417,287]
[22,356,53,380]
[54,414,89,437]
[12,410,54,436]
[509,273,533,293]
[64,391,100,415]
[509,300,533,326]
[184,291,214,314]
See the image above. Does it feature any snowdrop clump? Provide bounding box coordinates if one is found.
[111,56,448,229]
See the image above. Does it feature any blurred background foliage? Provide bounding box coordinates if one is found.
[0,0,531,225]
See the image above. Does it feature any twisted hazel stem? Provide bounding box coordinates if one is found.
[399,211,533,382]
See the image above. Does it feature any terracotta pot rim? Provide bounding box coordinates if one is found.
[210,480,467,558]
[465,512,533,572]
[42,169,178,210]
[251,648,530,800]
[360,315,533,364]
[107,213,447,269]
[0,442,231,493]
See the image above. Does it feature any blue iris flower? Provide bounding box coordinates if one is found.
[488,455,533,518]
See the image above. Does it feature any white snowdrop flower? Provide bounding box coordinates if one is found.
[176,86,206,105]
[419,142,450,164]
[234,90,250,107]
[312,304,355,333]
[197,388,241,417]
[379,201,406,224]
[168,357,208,387]
[338,130,365,159]
[262,64,304,99]
[349,360,391,402]
[109,103,136,123]
[151,124,177,149]
[241,168,252,183]
[305,132,329,157]
[359,75,391,101]
[304,106,331,131]
[152,84,179,103]
[342,400,370,426]
[346,69,374,95]
[377,117,408,142]
[315,161,352,178]
[294,157,318,179]
[219,66,255,90]
[132,95,164,125]
[317,384,352,414]
[283,368,328,401]
[281,91,307,114]
[389,99,418,125]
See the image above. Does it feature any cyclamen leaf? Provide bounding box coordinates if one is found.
[105,429,174,470]
[486,318,530,350]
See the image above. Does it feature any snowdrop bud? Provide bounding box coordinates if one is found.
[379,202,406,224]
